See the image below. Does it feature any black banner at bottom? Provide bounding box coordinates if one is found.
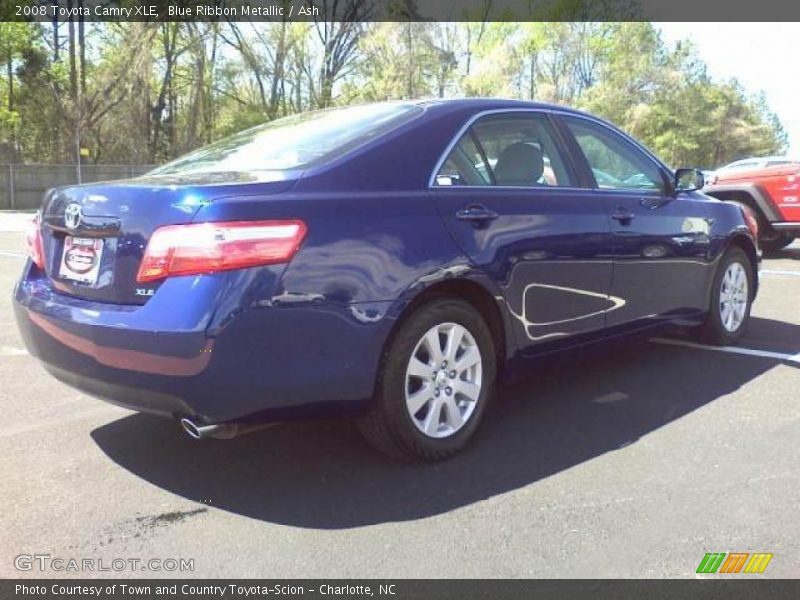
[3,580,800,600]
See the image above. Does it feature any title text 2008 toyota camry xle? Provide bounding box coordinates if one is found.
[14,99,759,461]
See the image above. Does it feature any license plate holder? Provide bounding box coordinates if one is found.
[59,236,104,285]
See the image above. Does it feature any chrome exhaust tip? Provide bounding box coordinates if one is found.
[180,417,225,440]
[179,417,276,440]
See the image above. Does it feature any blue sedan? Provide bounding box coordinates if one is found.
[14,99,758,461]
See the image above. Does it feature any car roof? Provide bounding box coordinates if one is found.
[413,97,586,114]
[721,156,797,168]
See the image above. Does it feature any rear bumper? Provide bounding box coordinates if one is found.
[14,263,393,423]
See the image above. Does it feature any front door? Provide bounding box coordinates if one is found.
[431,111,616,355]
[559,115,714,328]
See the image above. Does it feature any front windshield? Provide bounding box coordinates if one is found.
[149,103,422,175]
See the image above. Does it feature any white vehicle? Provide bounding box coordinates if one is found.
[716,156,798,174]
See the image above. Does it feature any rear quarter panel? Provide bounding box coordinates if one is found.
[190,187,505,416]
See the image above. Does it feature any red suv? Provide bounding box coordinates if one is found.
[705,158,800,251]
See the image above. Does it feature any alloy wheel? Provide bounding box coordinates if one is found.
[720,262,748,332]
[404,322,483,439]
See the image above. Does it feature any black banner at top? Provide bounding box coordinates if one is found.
[2,0,800,22]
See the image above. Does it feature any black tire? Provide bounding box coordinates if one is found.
[695,247,754,346]
[357,298,496,462]
[729,200,792,253]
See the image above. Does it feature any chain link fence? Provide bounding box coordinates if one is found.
[0,164,156,210]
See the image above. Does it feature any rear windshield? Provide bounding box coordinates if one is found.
[149,103,422,175]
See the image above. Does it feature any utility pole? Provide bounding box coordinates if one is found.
[8,164,14,210]
[75,118,81,184]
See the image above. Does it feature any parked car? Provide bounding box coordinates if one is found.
[712,156,798,178]
[14,99,759,461]
[704,158,800,251]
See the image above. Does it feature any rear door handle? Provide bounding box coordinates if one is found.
[456,204,499,227]
[611,207,635,225]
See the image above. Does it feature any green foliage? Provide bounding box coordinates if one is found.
[0,21,788,168]
[579,30,786,167]
[0,22,38,154]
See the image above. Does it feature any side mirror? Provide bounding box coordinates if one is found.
[674,168,705,193]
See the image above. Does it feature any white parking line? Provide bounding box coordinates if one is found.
[0,251,24,258]
[651,337,800,363]
[0,346,28,356]
[761,269,800,277]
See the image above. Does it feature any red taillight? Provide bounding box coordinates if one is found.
[24,211,45,269]
[740,205,759,239]
[136,220,307,283]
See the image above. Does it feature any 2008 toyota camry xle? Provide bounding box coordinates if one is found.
[14,99,759,461]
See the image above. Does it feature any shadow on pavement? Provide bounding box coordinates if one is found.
[768,244,800,260]
[91,318,800,529]
[738,316,800,353]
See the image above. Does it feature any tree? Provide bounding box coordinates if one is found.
[0,23,36,158]
[313,0,373,108]
[0,21,789,168]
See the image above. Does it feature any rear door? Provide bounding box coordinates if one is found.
[558,114,713,327]
[431,110,616,354]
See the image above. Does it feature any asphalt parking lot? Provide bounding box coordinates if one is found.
[1,213,798,579]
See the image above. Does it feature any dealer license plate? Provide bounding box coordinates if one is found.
[59,236,104,284]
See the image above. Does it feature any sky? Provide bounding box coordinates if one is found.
[656,23,800,157]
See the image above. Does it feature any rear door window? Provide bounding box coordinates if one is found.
[435,113,576,187]
[435,134,492,186]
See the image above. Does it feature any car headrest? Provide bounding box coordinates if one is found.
[494,142,545,186]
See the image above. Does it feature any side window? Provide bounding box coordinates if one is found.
[434,113,576,187]
[436,134,492,186]
[563,117,666,192]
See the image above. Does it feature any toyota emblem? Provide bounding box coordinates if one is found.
[64,203,82,230]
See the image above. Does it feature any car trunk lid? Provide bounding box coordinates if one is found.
[39,172,297,305]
